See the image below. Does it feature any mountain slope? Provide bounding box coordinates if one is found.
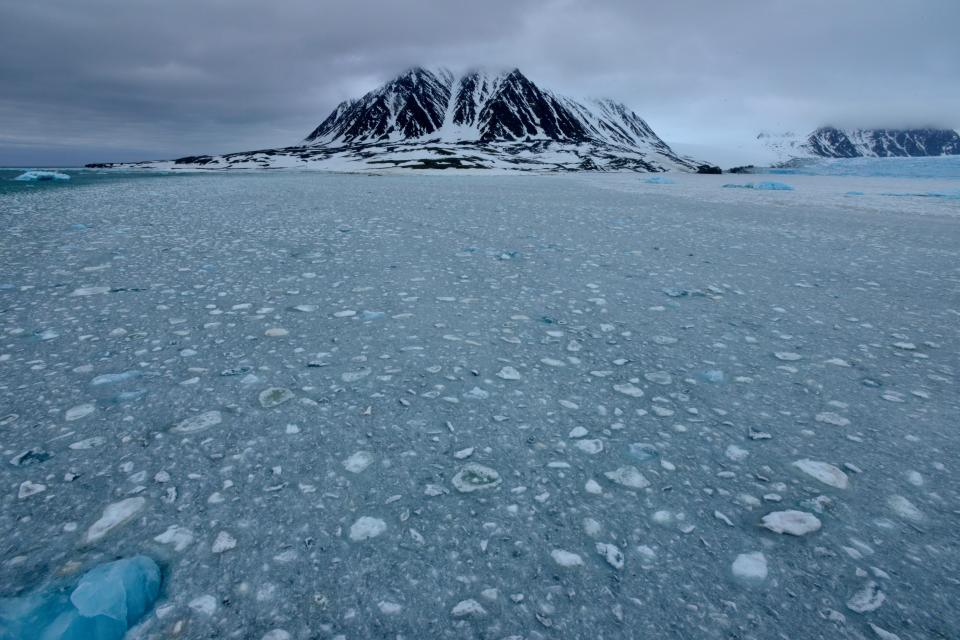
[803,127,960,158]
[90,67,709,173]
[756,127,960,165]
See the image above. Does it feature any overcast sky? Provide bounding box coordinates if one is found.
[2,0,958,166]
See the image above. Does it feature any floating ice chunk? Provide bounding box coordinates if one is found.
[604,466,650,489]
[84,497,146,544]
[259,387,294,408]
[451,599,486,617]
[14,170,70,181]
[575,439,603,454]
[644,371,672,385]
[496,366,522,380]
[731,552,768,583]
[361,310,385,320]
[824,357,851,367]
[0,556,161,639]
[188,594,217,616]
[349,516,387,541]
[69,436,106,450]
[725,445,749,462]
[341,369,371,383]
[154,525,193,552]
[264,327,289,337]
[868,624,901,640]
[343,451,374,473]
[613,383,644,398]
[568,426,588,438]
[550,549,584,567]
[645,176,674,185]
[847,580,885,613]
[887,495,923,522]
[171,410,222,433]
[65,403,95,421]
[463,386,489,400]
[792,459,849,489]
[773,352,802,361]
[91,371,141,386]
[377,601,402,615]
[71,555,160,623]
[453,447,474,460]
[628,443,659,463]
[723,181,794,191]
[452,463,501,493]
[70,286,110,296]
[815,412,850,427]
[761,510,821,536]
[17,480,46,499]
[699,369,725,383]
[212,531,237,553]
[596,543,624,569]
[262,631,292,640]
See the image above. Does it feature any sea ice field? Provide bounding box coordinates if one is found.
[0,169,958,639]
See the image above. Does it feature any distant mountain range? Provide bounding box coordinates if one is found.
[757,127,960,164]
[90,67,712,173]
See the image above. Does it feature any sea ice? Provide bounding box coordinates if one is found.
[731,552,768,583]
[259,387,294,408]
[596,543,624,569]
[170,410,222,433]
[343,451,375,473]
[887,495,923,522]
[83,497,146,544]
[760,510,821,536]
[349,516,387,541]
[451,599,486,617]
[604,466,650,489]
[551,549,584,567]
[847,580,885,613]
[496,366,522,380]
[452,463,501,492]
[792,459,849,489]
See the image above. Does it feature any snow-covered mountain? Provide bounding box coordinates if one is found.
[90,67,710,173]
[802,127,960,158]
[755,127,960,165]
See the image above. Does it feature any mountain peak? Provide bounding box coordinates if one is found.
[109,65,709,173]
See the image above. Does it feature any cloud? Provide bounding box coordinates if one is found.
[1,0,957,165]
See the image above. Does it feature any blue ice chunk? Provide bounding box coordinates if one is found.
[628,443,660,463]
[14,171,71,182]
[754,181,794,191]
[722,182,794,191]
[698,369,725,383]
[0,555,160,640]
[645,176,675,185]
[71,556,160,626]
[845,191,865,196]
[361,310,385,320]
